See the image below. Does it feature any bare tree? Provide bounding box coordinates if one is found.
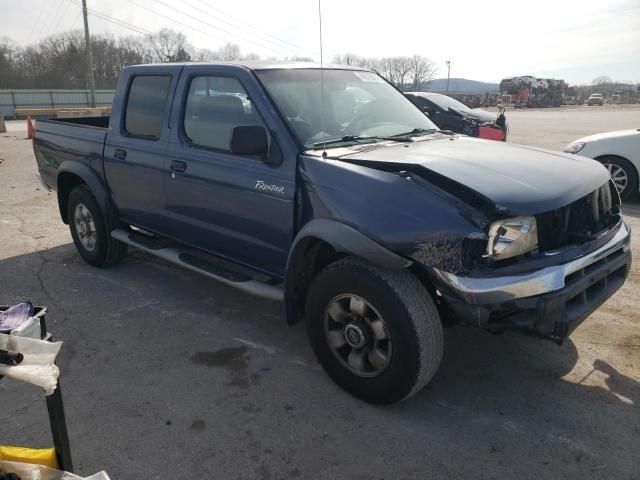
[1,29,444,93]
[377,57,397,85]
[391,56,413,90]
[193,48,219,61]
[145,28,191,63]
[408,54,437,91]
[332,53,361,66]
[216,43,241,61]
[592,75,612,86]
[333,53,378,71]
[0,37,17,87]
[330,53,436,90]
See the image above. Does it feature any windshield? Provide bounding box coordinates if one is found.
[423,93,471,112]
[256,69,438,149]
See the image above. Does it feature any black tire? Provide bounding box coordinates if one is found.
[597,155,638,201]
[67,185,127,267]
[305,257,443,404]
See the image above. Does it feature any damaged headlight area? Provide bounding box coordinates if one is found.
[485,216,538,261]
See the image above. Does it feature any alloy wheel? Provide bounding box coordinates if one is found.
[73,203,97,251]
[323,294,392,377]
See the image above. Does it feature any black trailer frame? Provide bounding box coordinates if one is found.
[0,305,73,472]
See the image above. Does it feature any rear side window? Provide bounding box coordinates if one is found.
[124,75,171,140]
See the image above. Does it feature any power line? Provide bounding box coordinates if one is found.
[182,0,314,57]
[44,0,73,39]
[148,0,299,57]
[27,0,56,45]
[68,0,210,57]
[126,0,240,51]
[68,0,152,36]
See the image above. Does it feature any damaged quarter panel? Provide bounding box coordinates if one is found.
[298,152,488,274]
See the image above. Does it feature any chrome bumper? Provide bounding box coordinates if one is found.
[432,222,631,305]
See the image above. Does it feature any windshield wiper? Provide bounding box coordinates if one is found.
[312,135,374,148]
[312,134,418,149]
[389,128,438,138]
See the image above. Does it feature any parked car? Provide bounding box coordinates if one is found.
[405,92,506,141]
[565,129,640,200]
[33,62,631,404]
[587,93,604,106]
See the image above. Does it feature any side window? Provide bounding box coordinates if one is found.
[124,75,171,140]
[183,75,265,152]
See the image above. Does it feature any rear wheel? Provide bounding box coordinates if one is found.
[598,156,638,201]
[67,185,127,267]
[305,257,443,404]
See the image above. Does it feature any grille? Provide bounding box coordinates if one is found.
[536,181,619,252]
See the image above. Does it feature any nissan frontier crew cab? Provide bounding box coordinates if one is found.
[33,62,632,404]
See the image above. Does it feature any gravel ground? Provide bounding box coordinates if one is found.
[0,109,639,479]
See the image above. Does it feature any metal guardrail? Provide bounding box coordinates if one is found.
[0,89,115,119]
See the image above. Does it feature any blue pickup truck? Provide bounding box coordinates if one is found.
[33,62,631,404]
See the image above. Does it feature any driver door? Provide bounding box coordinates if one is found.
[163,66,296,276]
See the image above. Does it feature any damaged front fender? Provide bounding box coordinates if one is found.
[298,154,488,275]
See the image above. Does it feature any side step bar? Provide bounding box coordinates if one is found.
[111,229,284,302]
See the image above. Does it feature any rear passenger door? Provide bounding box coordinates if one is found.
[163,66,296,276]
[104,69,179,233]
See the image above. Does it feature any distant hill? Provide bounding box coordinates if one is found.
[416,78,499,94]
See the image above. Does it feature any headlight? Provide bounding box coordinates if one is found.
[564,142,586,154]
[485,217,538,260]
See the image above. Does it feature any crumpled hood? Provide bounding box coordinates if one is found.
[336,136,610,215]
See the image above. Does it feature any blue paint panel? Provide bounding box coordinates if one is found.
[163,64,298,276]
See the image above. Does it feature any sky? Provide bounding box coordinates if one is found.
[2,0,639,85]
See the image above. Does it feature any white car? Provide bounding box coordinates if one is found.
[565,129,640,200]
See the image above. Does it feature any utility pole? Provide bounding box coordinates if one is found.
[446,60,451,94]
[82,0,96,108]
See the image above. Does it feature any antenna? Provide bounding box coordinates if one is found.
[318,0,327,157]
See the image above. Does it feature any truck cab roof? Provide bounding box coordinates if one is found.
[124,61,366,72]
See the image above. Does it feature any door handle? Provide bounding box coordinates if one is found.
[113,149,127,160]
[170,160,187,173]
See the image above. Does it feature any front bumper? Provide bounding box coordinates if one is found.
[432,222,632,342]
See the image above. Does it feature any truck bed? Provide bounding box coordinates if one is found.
[42,115,110,129]
[33,116,110,190]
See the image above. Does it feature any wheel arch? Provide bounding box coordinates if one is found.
[57,161,110,224]
[284,219,412,325]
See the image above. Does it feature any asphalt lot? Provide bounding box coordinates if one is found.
[504,104,640,151]
[1,107,639,479]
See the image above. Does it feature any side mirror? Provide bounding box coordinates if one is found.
[230,125,268,157]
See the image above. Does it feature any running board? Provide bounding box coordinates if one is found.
[111,229,283,301]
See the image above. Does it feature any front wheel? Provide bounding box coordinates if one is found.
[305,257,443,404]
[67,185,128,267]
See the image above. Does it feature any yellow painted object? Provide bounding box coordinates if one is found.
[0,446,59,469]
